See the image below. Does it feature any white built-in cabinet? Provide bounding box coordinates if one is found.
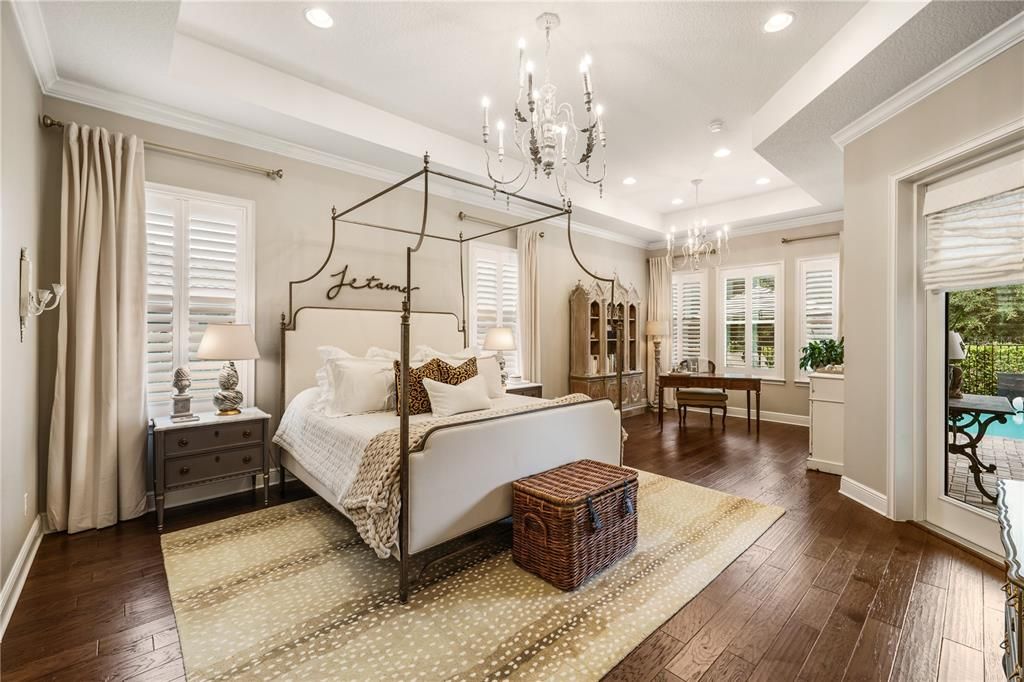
[807,373,845,475]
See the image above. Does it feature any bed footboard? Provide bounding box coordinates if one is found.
[407,398,621,555]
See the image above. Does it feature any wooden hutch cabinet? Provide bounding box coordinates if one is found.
[569,279,646,417]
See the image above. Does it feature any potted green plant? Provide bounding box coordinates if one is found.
[799,338,844,373]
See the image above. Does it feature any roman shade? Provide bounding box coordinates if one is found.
[922,152,1024,291]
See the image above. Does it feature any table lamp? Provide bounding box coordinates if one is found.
[197,323,261,415]
[483,326,516,387]
[645,320,670,377]
[947,330,966,399]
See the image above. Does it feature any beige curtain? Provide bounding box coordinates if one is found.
[47,123,148,533]
[517,227,542,382]
[646,255,672,407]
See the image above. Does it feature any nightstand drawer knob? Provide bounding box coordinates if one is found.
[243,429,252,439]
[177,438,189,448]
[242,455,253,464]
[214,455,220,463]
[214,430,220,438]
[179,466,190,475]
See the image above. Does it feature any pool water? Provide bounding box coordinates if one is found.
[962,411,1024,440]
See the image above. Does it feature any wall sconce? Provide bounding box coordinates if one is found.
[20,248,64,342]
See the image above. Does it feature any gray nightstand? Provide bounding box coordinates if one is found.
[506,381,543,398]
[151,408,271,531]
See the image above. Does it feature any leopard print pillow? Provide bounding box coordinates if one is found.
[393,358,444,416]
[439,357,478,386]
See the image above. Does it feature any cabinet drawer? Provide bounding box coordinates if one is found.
[163,421,263,456]
[809,376,845,403]
[165,446,263,488]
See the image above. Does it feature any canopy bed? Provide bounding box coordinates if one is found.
[274,154,628,602]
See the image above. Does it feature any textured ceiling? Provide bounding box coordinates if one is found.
[174,1,865,211]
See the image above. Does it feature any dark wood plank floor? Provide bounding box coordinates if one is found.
[1,413,1003,681]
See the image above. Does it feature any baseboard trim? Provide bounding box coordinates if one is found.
[839,476,889,517]
[660,405,809,428]
[1,515,45,640]
[145,468,291,513]
[908,520,1003,568]
[806,458,844,476]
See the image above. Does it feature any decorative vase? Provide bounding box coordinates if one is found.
[213,361,244,415]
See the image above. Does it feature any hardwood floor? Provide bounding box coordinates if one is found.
[1,413,1004,681]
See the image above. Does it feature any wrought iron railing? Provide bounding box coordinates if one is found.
[962,342,1024,397]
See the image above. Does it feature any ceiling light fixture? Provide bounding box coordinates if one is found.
[708,120,724,134]
[623,177,637,186]
[666,179,729,271]
[478,12,607,203]
[755,177,771,185]
[713,147,731,158]
[304,7,334,28]
[671,197,683,205]
[763,11,795,33]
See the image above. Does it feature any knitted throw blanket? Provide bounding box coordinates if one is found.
[340,393,616,559]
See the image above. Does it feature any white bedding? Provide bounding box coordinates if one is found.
[272,388,546,506]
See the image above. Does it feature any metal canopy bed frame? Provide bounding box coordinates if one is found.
[279,153,625,602]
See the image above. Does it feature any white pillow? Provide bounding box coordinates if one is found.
[474,355,505,399]
[322,358,394,416]
[412,345,480,362]
[365,346,400,361]
[421,375,492,417]
[318,345,353,362]
[314,346,355,410]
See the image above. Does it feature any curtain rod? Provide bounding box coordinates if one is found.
[457,211,545,238]
[39,114,284,180]
[780,232,841,245]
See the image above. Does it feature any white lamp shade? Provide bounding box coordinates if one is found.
[197,323,261,361]
[645,320,670,337]
[947,331,966,361]
[483,326,516,352]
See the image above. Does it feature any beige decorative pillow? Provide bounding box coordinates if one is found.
[438,357,478,386]
[393,358,444,416]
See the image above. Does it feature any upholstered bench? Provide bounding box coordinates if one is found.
[676,387,728,429]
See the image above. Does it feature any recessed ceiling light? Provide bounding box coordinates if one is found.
[763,11,795,33]
[622,177,637,185]
[671,197,684,205]
[713,148,731,158]
[755,177,771,185]
[305,7,334,29]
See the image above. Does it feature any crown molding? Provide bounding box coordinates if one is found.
[41,77,649,249]
[832,13,1024,149]
[10,0,58,90]
[645,210,844,249]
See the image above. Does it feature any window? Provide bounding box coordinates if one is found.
[670,270,707,366]
[718,263,784,378]
[797,256,841,375]
[145,184,255,415]
[469,242,520,376]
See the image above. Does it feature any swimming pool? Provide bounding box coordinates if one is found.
[962,410,1024,440]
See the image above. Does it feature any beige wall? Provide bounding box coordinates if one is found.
[843,43,1024,495]
[39,97,648,473]
[650,220,843,418]
[1,4,52,585]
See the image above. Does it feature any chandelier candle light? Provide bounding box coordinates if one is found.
[479,12,607,203]
[667,179,729,271]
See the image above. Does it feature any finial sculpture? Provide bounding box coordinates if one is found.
[170,367,199,422]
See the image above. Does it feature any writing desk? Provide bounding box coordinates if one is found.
[658,373,762,434]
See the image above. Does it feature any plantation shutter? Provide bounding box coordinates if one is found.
[471,243,520,376]
[798,256,840,367]
[145,186,253,413]
[718,264,784,378]
[670,272,705,364]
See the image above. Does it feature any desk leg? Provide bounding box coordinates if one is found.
[659,385,664,430]
[746,391,751,432]
[756,390,761,436]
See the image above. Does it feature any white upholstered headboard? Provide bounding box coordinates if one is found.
[283,307,466,404]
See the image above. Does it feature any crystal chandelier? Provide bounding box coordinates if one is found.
[478,12,607,204]
[667,179,729,271]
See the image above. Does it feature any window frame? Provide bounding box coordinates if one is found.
[716,261,785,380]
[796,254,841,381]
[468,241,521,376]
[670,269,708,367]
[145,182,256,416]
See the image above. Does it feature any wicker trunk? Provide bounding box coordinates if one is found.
[512,459,638,591]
